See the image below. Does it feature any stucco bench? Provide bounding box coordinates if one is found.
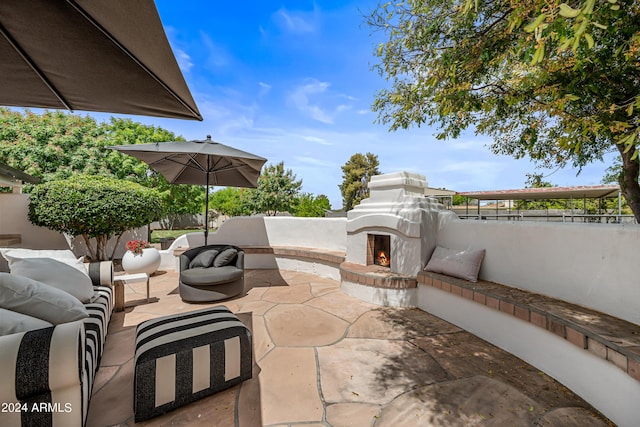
[417,271,640,385]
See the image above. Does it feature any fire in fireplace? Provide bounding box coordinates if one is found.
[367,234,391,268]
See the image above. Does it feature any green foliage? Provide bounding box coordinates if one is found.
[208,187,253,217]
[367,0,640,221]
[0,109,204,220]
[451,194,468,206]
[293,193,331,217]
[150,228,202,243]
[158,183,205,229]
[0,109,111,180]
[339,153,380,211]
[248,162,302,216]
[28,175,162,260]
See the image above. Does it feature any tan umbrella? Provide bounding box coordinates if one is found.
[109,136,267,244]
[0,0,201,120]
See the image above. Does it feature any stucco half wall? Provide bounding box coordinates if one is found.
[172,216,347,251]
[435,211,640,326]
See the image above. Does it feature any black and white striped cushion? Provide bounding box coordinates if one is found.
[133,306,252,422]
[0,283,113,427]
[82,285,113,406]
[0,322,85,427]
[85,261,113,287]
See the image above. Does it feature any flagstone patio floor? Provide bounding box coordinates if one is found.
[87,269,613,426]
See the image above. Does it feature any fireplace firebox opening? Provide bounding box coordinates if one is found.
[367,234,391,268]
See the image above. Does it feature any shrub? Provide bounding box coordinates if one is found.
[28,175,162,260]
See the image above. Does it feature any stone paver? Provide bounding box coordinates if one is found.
[265,304,349,346]
[537,407,610,426]
[326,403,381,427]
[258,347,323,425]
[307,291,377,323]
[318,338,449,404]
[375,376,541,427]
[88,269,612,426]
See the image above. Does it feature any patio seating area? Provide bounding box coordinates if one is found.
[87,268,612,426]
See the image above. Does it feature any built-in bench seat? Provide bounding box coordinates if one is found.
[175,245,346,266]
[243,245,346,265]
[417,270,640,385]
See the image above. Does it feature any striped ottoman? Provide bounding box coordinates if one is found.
[133,306,252,422]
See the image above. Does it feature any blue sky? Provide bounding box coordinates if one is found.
[102,1,615,208]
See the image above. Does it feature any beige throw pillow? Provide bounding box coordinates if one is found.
[1,248,87,275]
[8,257,95,303]
[424,246,486,283]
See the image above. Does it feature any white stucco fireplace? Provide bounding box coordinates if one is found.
[342,171,445,306]
[346,171,443,275]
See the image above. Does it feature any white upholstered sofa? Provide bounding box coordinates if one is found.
[0,249,114,427]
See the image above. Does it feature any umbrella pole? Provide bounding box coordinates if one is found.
[205,167,209,245]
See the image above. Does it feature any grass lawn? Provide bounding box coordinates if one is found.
[149,228,216,243]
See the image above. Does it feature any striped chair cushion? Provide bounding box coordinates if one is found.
[0,283,113,427]
[133,306,252,422]
[82,285,113,403]
[85,261,113,287]
[0,322,86,427]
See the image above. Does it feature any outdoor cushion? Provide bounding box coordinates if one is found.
[189,249,219,269]
[8,257,95,303]
[0,272,89,324]
[2,248,87,275]
[424,246,486,283]
[213,248,238,267]
[0,308,53,336]
[181,265,243,286]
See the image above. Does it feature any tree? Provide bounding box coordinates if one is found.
[208,187,253,217]
[158,183,205,229]
[248,162,302,216]
[28,175,163,261]
[0,109,205,221]
[339,152,380,211]
[367,0,640,222]
[293,193,331,217]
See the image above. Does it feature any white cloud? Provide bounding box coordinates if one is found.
[289,80,333,123]
[258,82,272,97]
[175,49,194,73]
[288,79,356,124]
[294,156,335,167]
[302,135,331,145]
[274,8,315,34]
[199,32,232,68]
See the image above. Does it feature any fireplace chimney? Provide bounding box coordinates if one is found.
[346,172,444,276]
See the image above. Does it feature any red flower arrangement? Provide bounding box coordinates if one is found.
[126,239,152,255]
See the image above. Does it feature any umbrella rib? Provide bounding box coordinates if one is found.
[148,154,206,182]
[65,0,203,121]
[0,22,72,111]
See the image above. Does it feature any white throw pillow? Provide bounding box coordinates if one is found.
[0,308,53,336]
[8,258,95,303]
[424,246,486,283]
[1,248,87,275]
[0,273,88,324]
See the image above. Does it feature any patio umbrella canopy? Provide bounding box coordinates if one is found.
[109,136,267,244]
[0,0,201,120]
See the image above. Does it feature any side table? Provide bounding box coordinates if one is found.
[113,272,150,311]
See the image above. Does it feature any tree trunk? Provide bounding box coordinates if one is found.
[82,234,96,261]
[109,233,123,260]
[95,235,108,261]
[617,144,640,223]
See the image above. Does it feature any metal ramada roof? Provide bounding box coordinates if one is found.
[458,184,620,200]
